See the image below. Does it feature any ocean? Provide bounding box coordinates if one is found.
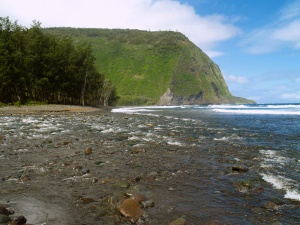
[113,104,300,224]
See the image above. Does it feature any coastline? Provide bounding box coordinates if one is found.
[0,105,296,224]
[0,105,196,224]
[0,104,105,115]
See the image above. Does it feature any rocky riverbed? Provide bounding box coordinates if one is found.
[0,105,297,224]
[0,106,198,224]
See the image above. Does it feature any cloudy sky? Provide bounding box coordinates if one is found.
[1,0,300,103]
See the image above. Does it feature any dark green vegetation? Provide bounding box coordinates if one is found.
[0,17,118,106]
[44,28,255,105]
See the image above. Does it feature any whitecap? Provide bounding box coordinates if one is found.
[261,173,300,201]
[128,136,140,141]
[101,128,114,133]
[167,140,183,146]
[285,189,300,201]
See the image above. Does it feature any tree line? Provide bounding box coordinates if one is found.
[0,17,118,106]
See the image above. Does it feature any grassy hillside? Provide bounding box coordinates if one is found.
[44,28,254,105]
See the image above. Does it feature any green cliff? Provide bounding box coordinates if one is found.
[44,28,255,105]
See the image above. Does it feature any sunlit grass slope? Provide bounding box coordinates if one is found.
[44,28,255,105]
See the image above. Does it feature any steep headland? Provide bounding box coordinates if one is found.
[44,28,255,105]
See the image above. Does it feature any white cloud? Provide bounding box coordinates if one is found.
[280,92,300,100]
[0,0,240,57]
[272,19,300,49]
[241,0,300,54]
[225,75,249,84]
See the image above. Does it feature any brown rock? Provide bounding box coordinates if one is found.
[84,147,92,155]
[0,207,10,216]
[78,197,96,204]
[118,199,144,219]
[169,217,187,225]
[263,201,278,210]
[252,187,264,194]
[130,192,146,203]
[11,215,27,225]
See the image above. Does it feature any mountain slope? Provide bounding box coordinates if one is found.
[44,28,255,105]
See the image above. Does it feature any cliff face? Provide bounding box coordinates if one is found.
[44,28,255,105]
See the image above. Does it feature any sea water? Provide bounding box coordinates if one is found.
[113,104,300,224]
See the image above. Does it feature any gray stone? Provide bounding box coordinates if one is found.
[141,200,155,208]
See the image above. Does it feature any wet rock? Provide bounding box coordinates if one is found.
[0,207,11,216]
[129,192,146,203]
[169,217,187,225]
[78,197,97,204]
[141,200,155,208]
[131,148,146,154]
[117,199,144,220]
[132,177,142,182]
[84,147,92,155]
[251,207,264,214]
[147,171,159,178]
[116,181,130,188]
[203,220,222,225]
[130,185,152,197]
[95,161,105,166]
[231,164,249,173]
[263,201,278,210]
[81,167,90,175]
[252,187,264,194]
[20,175,31,182]
[271,222,283,225]
[0,214,11,223]
[11,215,27,225]
[169,132,176,136]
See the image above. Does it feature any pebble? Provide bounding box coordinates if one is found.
[116,181,131,188]
[169,217,187,225]
[263,201,278,210]
[231,164,249,173]
[271,222,283,225]
[141,200,155,208]
[84,147,92,155]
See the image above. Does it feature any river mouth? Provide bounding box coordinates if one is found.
[1,108,299,224]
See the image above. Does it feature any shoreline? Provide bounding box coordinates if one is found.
[1,107,197,224]
[0,105,296,224]
[0,104,107,115]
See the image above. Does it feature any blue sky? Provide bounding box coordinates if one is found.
[1,0,300,103]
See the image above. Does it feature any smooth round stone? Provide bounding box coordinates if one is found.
[141,200,155,208]
[169,217,187,225]
[116,181,130,188]
[117,199,144,219]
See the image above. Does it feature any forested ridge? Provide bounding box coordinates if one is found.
[0,17,118,106]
